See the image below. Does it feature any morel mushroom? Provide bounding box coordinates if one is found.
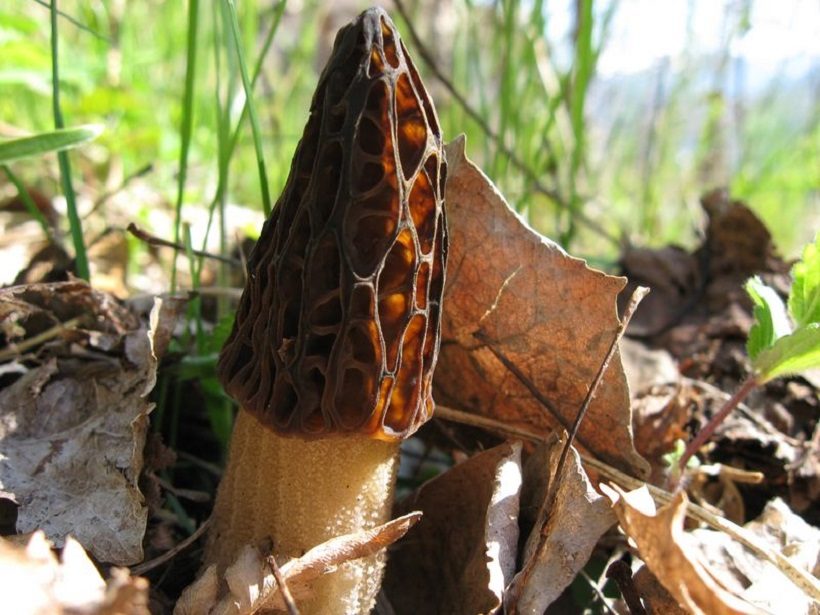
[206,8,447,613]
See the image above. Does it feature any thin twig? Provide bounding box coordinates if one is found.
[472,329,568,431]
[433,405,820,601]
[85,163,154,219]
[391,0,620,247]
[550,286,649,507]
[0,316,84,363]
[127,222,241,266]
[268,553,300,615]
[157,477,211,503]
[33,0,109,42]
[130,518,211,576]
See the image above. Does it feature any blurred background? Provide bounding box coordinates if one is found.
[1,0,818,292]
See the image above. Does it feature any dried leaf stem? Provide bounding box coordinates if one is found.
[126,222,241,266]
[550,286,648,506]
[473,329,567,431]
[268,554,300,615]
[0,315,84,363]
[130,518,211,576]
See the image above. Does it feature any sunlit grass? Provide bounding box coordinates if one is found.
[2,1,816,266]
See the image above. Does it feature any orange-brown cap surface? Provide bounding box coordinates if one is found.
[217,8,446,441]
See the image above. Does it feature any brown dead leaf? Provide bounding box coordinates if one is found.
[175,564,219,615]
[505,436,616,613]
[602,484,763,614]
[175,512,421,614]
[619,245,700,337]
[691,498,820,614]
[436,136,648,478]
[383,442,522,615]
[0,282,180,564]
[0,531,149,614]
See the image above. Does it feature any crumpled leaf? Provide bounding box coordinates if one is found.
[383,442,522,615]
[691,498,820,614]
[0,282,180,564]
[505,436,615,613]
[602,484,763,615]
[436,136,648,478]
[0,530,149,614]
[175,512,421,615]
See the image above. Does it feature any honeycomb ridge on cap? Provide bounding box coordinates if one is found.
[217,7,447,441]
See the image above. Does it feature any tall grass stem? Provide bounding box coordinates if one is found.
[171,0,201,291]
[50,0,89,280]
[224,0,272,217]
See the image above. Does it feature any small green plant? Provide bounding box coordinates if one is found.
[678,233,820,472]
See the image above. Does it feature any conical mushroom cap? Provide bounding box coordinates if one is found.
[217,7,447,441]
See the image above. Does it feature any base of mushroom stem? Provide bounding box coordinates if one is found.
[204,408,400,614]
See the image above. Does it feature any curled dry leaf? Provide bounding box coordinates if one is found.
[691,498,820,614]
[601,484,763,615]
[383,442,522,615]
[505,436,616,614]
[0,282,181,564]
[175,512,421,615]
[0,531,149,615]
[437,137,648,478]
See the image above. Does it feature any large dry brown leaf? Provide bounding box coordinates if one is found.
[175,513,421,615]
[505,436,616,613]
[436,137,648,478]
[383,442,522,614]
[0,531,149,614]
[602,484,763,615]
[0,282,180,564]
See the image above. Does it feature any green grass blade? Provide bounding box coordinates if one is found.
[224,0,272,217]
[50,0,89,281]
[565,0,595,246]
[224,0,286,164]
[33,0,109,41]
[0,124,103,164]
[171,0,201,292]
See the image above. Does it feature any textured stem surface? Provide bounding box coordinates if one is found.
[205,408,399,614]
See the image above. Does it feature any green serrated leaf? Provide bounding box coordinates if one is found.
[745,276,791,359]
[788,234,820,328]
[753,324,820,382]
[0,124,103,164]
